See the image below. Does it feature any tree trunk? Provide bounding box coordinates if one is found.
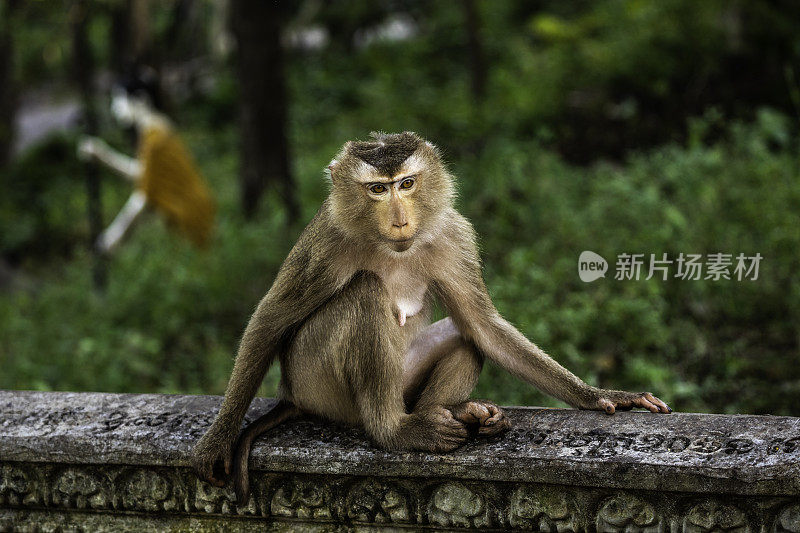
[0,0,19,168]
[462,0,486,103]
[230,0,297,221]
[108,0,152,75]
[70,0,107,290]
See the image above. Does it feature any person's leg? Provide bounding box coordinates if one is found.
[96,191,147,254]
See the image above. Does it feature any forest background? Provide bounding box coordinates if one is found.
[1,0,799,415]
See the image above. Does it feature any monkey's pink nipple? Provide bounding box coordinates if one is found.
[398,309,407,327]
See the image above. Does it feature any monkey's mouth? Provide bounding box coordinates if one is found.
[387,237,414,252]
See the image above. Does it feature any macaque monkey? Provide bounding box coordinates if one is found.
[193,132,670,502]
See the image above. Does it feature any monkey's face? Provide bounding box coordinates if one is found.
[365,175,419,252]
[329,132,454,253]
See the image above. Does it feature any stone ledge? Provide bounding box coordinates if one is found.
[1,390,799,531]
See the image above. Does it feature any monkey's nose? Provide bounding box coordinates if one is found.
[393,221,408,228]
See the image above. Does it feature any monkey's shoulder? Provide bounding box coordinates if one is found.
[280,207,345,268]
[443,209,478,242]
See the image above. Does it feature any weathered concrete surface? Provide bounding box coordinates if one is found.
[1,390,799,531]
[2,390,799,495]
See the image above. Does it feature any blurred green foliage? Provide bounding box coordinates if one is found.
[2,110,798,414]
[1,0,799,415]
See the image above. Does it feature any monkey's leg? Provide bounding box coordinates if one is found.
[291,273,470,453]
[403,317,479,408]
[404,317,511,437]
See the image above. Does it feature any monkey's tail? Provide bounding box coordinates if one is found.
[233,400,299,504]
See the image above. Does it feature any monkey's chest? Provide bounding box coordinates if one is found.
[379,270,429,327]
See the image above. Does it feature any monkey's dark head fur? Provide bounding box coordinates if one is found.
[327,132,455,253]
[348,131,421,177]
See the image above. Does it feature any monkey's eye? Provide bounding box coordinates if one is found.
[368,183,388,194]
[399,177,416,190]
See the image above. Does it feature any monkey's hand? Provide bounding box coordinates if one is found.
[191,426,236,487]
[583,388,671,415]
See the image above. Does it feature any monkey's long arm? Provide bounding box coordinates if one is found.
[434,218,670,414]
[192,208,345,484]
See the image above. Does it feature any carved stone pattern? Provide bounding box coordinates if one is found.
[5,403,800,462]
[0,465,41,507]
[520,428,779,459]
[2,462,799,530]
[50,468,108,510]
[345,479,412,524]
[509,485,578,531]
[97,409,217,439]
[270,478,332,520]
[596,494,664,533]
[427,482,490,529]
[682,500,749,533]
[774,504,800,533]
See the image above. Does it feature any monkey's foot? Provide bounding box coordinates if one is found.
[450,400,511,437]
[411,406,470,452]
[592,390,672,415]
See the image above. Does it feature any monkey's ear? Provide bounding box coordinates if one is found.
[326,159,340,184]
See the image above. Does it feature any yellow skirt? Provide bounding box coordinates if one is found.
[137,125,215,248]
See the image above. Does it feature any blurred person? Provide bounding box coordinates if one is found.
[77,71,215,254]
